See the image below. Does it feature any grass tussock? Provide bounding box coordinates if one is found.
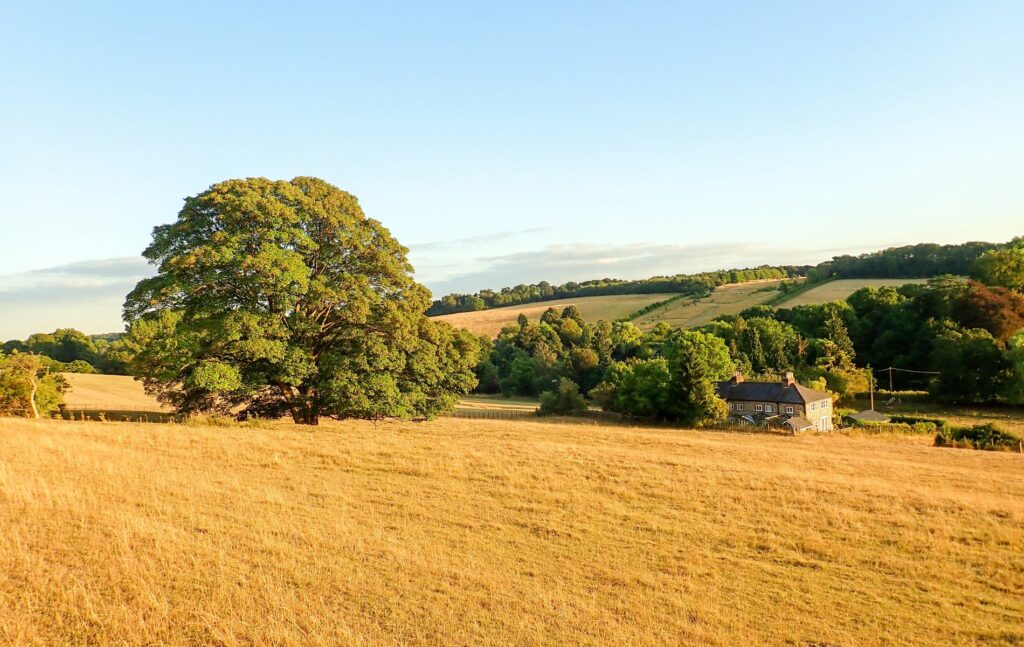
[1,417,1022,646]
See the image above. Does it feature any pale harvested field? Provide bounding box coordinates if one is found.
[61,372,169,411]
[778,278,928,307]
[1,417,1022,646]
[634,280,785,330]
[433,294,676,338]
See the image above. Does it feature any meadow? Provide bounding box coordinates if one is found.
[633,280,785,330]
[429,279,939,338]
[776,278,929,307]
[1,416,1021,646]
[432,294,676,338]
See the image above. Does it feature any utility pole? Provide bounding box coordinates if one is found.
[868,366,875,411]
[887,366,894,393]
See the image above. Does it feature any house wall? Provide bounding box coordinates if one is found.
[727,397,834,431]
[727,400,803,416]
[804,399,833,431]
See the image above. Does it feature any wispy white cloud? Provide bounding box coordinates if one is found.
[423,241,872,296]
[0,257,152,339]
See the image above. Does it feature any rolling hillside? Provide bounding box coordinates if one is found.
[633,280,786,330]
[432,294,676,338]
[61,373,169,411]
[774,278,929,306]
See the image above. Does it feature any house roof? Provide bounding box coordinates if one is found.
[784,416,815,430]
[850,409,890,423]
[716,380,831,404]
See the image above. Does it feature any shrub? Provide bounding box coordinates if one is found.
[889,415,948,429]
[935,423,1021,451]
[856,421,939,435]
[538,378,588,416]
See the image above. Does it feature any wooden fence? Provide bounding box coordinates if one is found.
[447,408,537,420]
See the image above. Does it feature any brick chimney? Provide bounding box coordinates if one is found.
[731,371,744,384]
[782,371,796,386]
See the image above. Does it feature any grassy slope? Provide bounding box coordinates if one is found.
[1,417,1021,646]
[431,294,676,338]
[61,373,169,411]
[775,278,928,307]
[633,280,785,330]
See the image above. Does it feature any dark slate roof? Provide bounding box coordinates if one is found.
[850,409,890,423]
[716,380,831,404]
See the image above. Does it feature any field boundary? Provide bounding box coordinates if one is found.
[765,278,828,306]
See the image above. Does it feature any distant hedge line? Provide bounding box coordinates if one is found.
[428,266,802,316]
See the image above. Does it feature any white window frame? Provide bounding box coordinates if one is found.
[729,402,734,410]
[786,406,794,414]
[736,403,743,411]
[755,404,763,412]
[764,404,772,413]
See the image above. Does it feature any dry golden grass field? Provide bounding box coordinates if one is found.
[61,373,170,411]
[1,416,1022,646]
[432,294,676,338]
[777,278,929,307]
[634,280,785,330]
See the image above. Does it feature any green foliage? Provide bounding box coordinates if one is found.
[593,331,733,425]
[929,327,1009,404]
[853,421,940,435]
[935,423,1021,451]
[662,331,734,425]
[971,244,1024,291]
[122,177,479,424]
[0,352,67,417]
[1004,331,1024,405]
[538,378,588,416]
[605,359,675,419]
[811,241,996,281]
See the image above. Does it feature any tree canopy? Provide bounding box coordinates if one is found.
[123,177,480,424]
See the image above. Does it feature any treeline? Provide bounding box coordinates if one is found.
[431,237,1022,316]
[2,328,133,375]
[427,266,803,316]
[473,307,741,424]
[808,240,1006,281]
[713,276,1024,404]
[472,297,867,422]
[471,247,1024,414]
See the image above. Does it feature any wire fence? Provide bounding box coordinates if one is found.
[447,408,537,420]
[61,404,170,413]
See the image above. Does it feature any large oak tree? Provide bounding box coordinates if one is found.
[124,177,479,425]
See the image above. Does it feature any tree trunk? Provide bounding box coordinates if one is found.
[28,375,39,419]
[290,406,319,426]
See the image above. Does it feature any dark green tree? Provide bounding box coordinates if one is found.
[929,327,1009,404]
[123,177,480,424]
[971,244,1024,291]
[538,377,588,416]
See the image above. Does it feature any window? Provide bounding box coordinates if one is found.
[755,404,763,412]
[786,406,793,414]
[729,402,734,410]
[764,404,772,413]
[736,403,743,411]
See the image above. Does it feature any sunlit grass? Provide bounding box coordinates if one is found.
[432,294,675,337]
[1,416,1022,645]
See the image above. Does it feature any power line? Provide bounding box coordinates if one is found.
[873,366,940,391]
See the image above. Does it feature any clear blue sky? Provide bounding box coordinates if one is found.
[1,1,1022,338]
